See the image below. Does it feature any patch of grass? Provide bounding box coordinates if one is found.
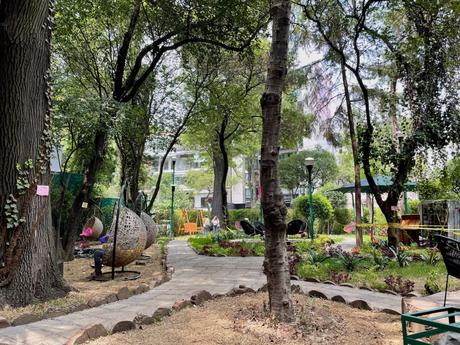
[329,235,346,243]
[157,236,171,255]
[0,292,85,321]
[296,249,459,294]
[188,234,265,257]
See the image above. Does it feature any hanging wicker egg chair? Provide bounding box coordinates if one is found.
[102,207,147,267]
[83,216,104,238]
[140,212,157,249]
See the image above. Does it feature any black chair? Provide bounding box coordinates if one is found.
[253,221,265,236]
[287,219,306,235]
[435,235,460,306]
[240,220,256,236]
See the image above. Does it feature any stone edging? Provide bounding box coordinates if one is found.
[65,286,256,345]
[0,247,172,329]
[300,277,420,298]
[64,280,401,345]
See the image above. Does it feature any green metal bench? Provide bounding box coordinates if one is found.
[402,306,460,344]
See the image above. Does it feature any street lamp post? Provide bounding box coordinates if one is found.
[169,158,176,238]
[398,133,409,214]
[305,157,315,241]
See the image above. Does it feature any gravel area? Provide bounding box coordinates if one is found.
[87,293,402,345]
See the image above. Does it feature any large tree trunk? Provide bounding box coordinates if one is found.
[145,139,177,214]
[211,137,229,227]
[388,76,401,153]
[260,0,294,322]
[119,139,145,205]
[62,128,108,260]
[341,62,363,247]
[0,0,67,306]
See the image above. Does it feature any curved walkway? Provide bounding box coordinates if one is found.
[0,240,402,345]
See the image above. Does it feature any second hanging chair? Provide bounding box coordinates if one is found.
[102,207,147,267]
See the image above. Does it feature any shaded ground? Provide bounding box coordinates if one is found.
[0,244,163,322]
[88,293,402,345]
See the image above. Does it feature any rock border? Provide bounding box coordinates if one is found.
[64,286,257,345]
[283,284,399,315]
[65,282,400,345]
[7,247,172,329]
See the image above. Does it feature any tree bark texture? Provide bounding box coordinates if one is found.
[117,131,146,206]
[211,134,229,227]
[389,76,401,153]
[62,127,108,260]
[260,0,294,322]
[340,62,362,248]
[0,0,67,306]
[145,138,177,214]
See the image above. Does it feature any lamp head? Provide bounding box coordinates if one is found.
[305,157,315,168]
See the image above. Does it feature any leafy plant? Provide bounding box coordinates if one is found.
[384,275,415,295]
[425,271,442,295]
[329,271,351,285]
[292,193,334,223]
[421,247,441,266]
[303,249,329,265]
[338,252,362,272]
[325,245,344,258]
[389,247,411,267]
[369,249,389,271]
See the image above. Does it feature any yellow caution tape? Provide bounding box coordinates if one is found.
[352,222,460,232]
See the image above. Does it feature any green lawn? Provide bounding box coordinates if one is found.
[187,230,456,296]
[295,245,459,295]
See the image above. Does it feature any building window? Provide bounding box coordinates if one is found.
[201,197,210,208]
[245,187,252,201]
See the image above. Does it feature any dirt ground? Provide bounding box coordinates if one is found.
[88,293,403,345]
[0,244,163,322]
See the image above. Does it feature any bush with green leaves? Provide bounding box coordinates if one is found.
[369,248,389,271]
[302,249,329,265]
[211,229,255,242]
[227,208,261,226]
[292,193,334,223]
[332,208,353,234]
[421,247,441,266]
[425,271,442,295]
[390,247,412,267]
[338,252,362,272]
[407,200,421,214]
[384,275,415,295]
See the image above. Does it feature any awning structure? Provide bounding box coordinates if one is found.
[331,175,417,194]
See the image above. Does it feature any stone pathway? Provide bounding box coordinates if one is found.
[0,240,403,345]
[337,236,356,252]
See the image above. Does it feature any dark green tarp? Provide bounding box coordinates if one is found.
[331,175,417,193]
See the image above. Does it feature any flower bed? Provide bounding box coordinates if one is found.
[291,241,458,296]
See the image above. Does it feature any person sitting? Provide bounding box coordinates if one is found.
[211,216,220,232]
[79,227,108,279]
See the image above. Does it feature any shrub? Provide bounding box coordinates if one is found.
[227,208,261,226]
[302,249,329,265]
[421,247,441,266]
[332,208,353,234]
[211,229,252,242]
[425,271,442,295]
[390,247,412,267]
[297,262,329,281]
[408,200,421,214]
[292,194,334,222]
[369,248,389,271]
[329,271,351,285]
[100,204,115,232]
[325,245,344,258]
[338,252,362,272]
[384,275,415,295]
